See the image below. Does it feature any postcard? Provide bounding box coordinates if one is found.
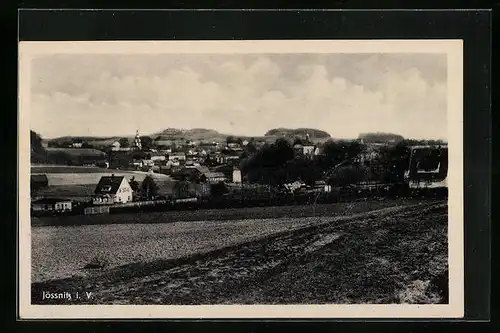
[18,39,463,319]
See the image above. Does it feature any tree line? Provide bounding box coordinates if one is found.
[239,138,436,187]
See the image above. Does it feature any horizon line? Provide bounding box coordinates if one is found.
[31,127,447,142]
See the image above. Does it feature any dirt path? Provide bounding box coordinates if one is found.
[31,200,447,304]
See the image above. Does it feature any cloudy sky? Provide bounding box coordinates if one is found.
[30,53,447,140]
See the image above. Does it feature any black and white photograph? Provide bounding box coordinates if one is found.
[18,40,464,319]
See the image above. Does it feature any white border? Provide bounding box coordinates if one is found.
[18,40,464,319]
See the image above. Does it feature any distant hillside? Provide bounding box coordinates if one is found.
[265,128,331,139]
[358,132,405,144]
[152,128,225,142]
[48,136,122,148]
[46,127,333,147]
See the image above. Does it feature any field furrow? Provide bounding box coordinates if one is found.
[31,199,447,305]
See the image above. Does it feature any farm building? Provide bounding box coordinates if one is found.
[32,198,72,212]
[404,145,448,189]
[168,152,186,161]
[204,172,226,184]
[293,144,315,158]
[227,142,242,149]
[111,141,131,152]
[31,174,49,191]
[93,175,133,205]
[215,152,241,164]
[232,168,242,183]
[150,155,166,162]
[313,180,332,193]
[303,145,315,156]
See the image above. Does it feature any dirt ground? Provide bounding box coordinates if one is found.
[31,199,447,305]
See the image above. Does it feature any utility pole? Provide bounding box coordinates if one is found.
[312,158,352,218]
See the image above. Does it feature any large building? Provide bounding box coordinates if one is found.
[32,198,72,213]
[232,168,242,183]
[404,145,448,189]
[93,175,133,205]
[133,130,142,151]
[204,172,226,184]
[293,144,316,159]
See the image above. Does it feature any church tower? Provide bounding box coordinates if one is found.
[133,130,142,151]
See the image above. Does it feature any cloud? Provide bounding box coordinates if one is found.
[30,54,447,140]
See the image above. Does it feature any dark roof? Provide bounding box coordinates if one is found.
[32,197,71,204]
[31,174,48,182]
[94,175,126,194]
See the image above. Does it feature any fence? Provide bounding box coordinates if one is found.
[84,206,110,215]
[66,181,420,217]
[112,200,168,208]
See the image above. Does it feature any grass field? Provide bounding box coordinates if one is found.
[31,164,171,186]
[33,179,176,200]
[31,199,448,304]
[31,200,421,282]
[32,166,113,174]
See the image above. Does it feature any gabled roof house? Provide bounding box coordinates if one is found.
[93,175,133,205]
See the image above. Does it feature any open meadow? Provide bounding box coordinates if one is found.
[33,180,176,201]
[31,199,448,305]
[32,164,172,186]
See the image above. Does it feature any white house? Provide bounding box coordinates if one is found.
[232,168,242,183]
[284,180,306,193]
[32,198,72,212]
[303,145,315,156]
[142,159,155,167]
[111,141,121,151]
[204,172,226,184]
[93,175,133,205]
[150,155,167,163]
[168,152,186,161]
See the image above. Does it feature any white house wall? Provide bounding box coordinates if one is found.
[115,178,133,203]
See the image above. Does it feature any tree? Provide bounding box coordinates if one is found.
[293,137,303,146]
[376,141,411,183]
[226,136,235,144]
[172,180,191,199]
[245,142,257,154]
[210,182,228,197]
[285,157,322,185]
[320,140,364,169]
[273,138,294,166]
[118,137,130,148]
[240,138,294,185]
[140,175,159,200]
[30,130,47,163]
[82,142,93,148]
[129,176,139,192]
[140,136,154,150]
